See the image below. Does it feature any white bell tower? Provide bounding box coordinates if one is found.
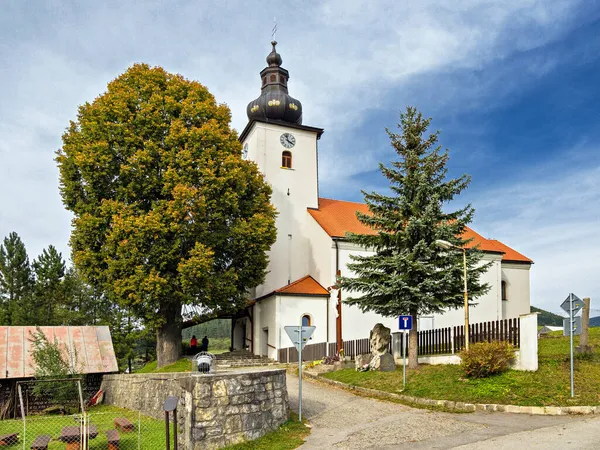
[240,41,324,298]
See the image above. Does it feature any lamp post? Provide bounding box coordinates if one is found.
[435,239,470,350]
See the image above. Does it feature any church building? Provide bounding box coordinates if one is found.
[231,42,533,360]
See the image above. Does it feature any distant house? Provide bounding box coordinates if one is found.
[538,325,563,336]
[0,326,118,418]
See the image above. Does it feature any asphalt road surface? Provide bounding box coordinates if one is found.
[286,374,600,449]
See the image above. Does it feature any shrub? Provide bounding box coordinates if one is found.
[460,341,515,378]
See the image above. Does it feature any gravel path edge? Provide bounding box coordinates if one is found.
[304,371,600,416]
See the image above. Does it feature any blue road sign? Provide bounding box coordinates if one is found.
[399,315,412,330]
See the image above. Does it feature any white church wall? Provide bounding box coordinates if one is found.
[336,241,399,339]
[306,214,333,288]
[277,295,328,347]
[334,241,516,338]
[242,122,320,298]
[254,296,278,359]
[501,263,531,319]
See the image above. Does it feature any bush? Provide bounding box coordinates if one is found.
[460,341,515,378]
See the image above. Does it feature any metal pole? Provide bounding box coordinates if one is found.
[298,326,303,421]
[569,293,575,398]
[173,408,178,450]
[403,331,406,389]
[165,411,170,450]
[17,384,25,449]
[463,249,469,350]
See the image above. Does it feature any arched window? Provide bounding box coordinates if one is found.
[302,315,311,327]
[280,75,286,84]
[501,280,508,301]
[270,74,277,82]
[282,151,292,168]
[262,77,267,86]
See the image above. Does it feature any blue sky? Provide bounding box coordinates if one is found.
[1,1,599,315]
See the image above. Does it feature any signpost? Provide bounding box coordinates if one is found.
[398,315,412,389]
[560,293,582,397]
[284,325,315,421]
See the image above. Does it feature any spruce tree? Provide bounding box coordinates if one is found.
[0,232,33,324]
[340,107,490,368]
[32,245,66,325]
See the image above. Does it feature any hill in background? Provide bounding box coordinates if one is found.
[531,306,565,326]
[532,306,600,328]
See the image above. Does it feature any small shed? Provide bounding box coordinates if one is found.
[0,326,118,418]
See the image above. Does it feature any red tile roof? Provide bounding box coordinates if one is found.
[275,275,330,296]
[0,326,119,379]
[308,198,532,263]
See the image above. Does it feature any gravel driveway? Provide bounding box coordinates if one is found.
[286,374,597,449]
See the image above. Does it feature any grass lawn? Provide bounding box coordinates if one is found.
[0,405,168,450]
[323,329,600,407]
[135,357,192,373]
[225,413,310,450]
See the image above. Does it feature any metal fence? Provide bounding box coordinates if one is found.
[0,410,172,450]
[276,317,521,363]
[0,379,176,449]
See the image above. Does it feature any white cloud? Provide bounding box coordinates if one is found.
[469,161,600,315]
[0,0,593,273]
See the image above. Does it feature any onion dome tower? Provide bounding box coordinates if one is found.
[246,41,303,125]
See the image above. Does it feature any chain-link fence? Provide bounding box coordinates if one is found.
[0,380,176,449]
[0,409,173,449]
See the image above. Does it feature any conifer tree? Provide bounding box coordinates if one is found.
[340,107,490,368]
[0,232,33,324]
[32,245,66,325]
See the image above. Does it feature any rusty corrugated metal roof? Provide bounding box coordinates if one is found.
[0,326,119,379]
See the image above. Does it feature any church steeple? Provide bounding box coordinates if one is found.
[246,41,303,124]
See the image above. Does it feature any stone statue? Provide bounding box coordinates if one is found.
[368,323,396,372]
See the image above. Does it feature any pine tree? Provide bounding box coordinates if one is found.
[32,245,66,325]
[0,232,33,324]
[340,107,490,369]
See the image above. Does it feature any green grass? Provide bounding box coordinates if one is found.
[225,413,310,450]
[0,405,167,450]
[135,357,192,373]
[323,329,600,407]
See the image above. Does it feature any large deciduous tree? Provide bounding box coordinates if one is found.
[340,107,490,369]
[56,64,277,367]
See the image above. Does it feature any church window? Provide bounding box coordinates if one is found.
[501,280,508,301]
[302,315,311,327]
[270,74,277,82]
[282,151,292,168]
[280,75,286,84]
[262,77,266,86]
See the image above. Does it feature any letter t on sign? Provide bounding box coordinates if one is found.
[399,315,412,330]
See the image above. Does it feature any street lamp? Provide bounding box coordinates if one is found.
[435,239,470,350]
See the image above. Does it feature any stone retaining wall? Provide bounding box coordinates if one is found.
[101,369,288,449]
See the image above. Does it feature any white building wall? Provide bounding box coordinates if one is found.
[334,240,516,339]
[277,295,328,348]
[242,122,320,298]
[501,263,531,319]
[253,296,278,359]
[306,214,333,289]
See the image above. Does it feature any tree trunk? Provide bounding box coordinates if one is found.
[408,309,419,369]
[156,303,182,368]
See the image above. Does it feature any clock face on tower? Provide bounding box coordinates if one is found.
[280,133,296,149]
[242,143,249,160]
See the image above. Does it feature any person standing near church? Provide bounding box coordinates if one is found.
[202,335,209,352]
[190,335,198,354]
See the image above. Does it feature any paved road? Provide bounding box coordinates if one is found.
[286,374,600,449]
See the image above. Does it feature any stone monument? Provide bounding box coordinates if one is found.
[368,323,396,372]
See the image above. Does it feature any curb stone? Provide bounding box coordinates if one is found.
[303,371,600,416]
